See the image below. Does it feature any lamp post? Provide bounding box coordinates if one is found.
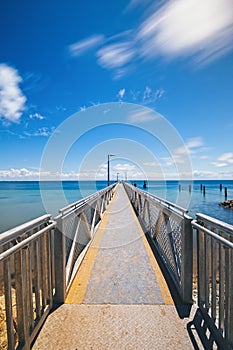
[107,154,115,186]
[117,173,119,182]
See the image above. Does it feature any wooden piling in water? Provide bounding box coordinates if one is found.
[203,186,206,195]
[225,187,227,198]
[220,183,222,191]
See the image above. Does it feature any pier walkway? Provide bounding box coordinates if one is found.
[32,184,195,349]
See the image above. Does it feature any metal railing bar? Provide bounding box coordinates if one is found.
[192,221,233,249]
[57,191,112,222]
[211,237,217,320]
[26,245,34,333]
[225,247,230,340]
[3,258,15,349]
[40,234,47,310]
[0,222,56,261]
[66,241,91,292]
[59,184,116,215]
[219,242,225,333]
[124,182,189,215]
[65,218,81,285]
[196,213,233,236]
[34,239,41,320]
[0,214,51,245]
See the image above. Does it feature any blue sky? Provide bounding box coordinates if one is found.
[0,0,233,181]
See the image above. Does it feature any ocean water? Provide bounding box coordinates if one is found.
[0,180,233,233]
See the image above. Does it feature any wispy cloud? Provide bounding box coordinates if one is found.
[0,64,27,123]
[137,0,233,65]
[69,34,105,57]
[68,1,233,79]
[175,137,204,155]
[29,112,45,120]
[193,169,233,179]
[127,107,159,123]
[80,105,86,112]
[24,127,55,137]
[212,152,233,167]
[97,41,135,72]
[117,88,126,101]
[142,86,165,104]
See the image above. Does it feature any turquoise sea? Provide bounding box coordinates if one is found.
[0,180,233,233]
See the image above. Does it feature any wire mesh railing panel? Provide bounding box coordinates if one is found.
[54,183,117,300]
[123,182,192,303]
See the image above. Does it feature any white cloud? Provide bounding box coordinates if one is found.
[0,64,27,123]
[212,152,233,167]
[129,87,165,104]
[69,34,105,57]
[68,1,233,79]
[155,88,165,99]
[143,86,165,103]
[24,127,54,137]
[186,137,204,151]
[175,137,204,155]
[212,162,227,168]
[29,112,45,120]
[113,163,136,172]
[0,168,41,179]
[218,152,233,163]
[0,168,83,181]
[138,0,233,64]
[117,88,126,101]
[143,86,152,101]
[97,42,135,70]
[127,107,159,123]
[193,169,233,179]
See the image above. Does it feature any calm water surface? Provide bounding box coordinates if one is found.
[0,180,233,233]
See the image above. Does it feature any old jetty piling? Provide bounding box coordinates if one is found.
[0,182,233,349]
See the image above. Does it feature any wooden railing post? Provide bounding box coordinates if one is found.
[181,215,193,304]
[54,216,66,304]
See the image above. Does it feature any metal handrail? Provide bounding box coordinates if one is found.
[59,183,116,215]
[0,221,56,261]
[192,220,233,248]
[196,212,233,237]
[124,182,189,216]
[0,214,51,245]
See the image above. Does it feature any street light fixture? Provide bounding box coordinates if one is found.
[107,154,116,186]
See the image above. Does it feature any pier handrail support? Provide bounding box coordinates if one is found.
[123,181,193,304]
[0,215,56,350]
[54,183,117,304]
[192,215,233,349]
